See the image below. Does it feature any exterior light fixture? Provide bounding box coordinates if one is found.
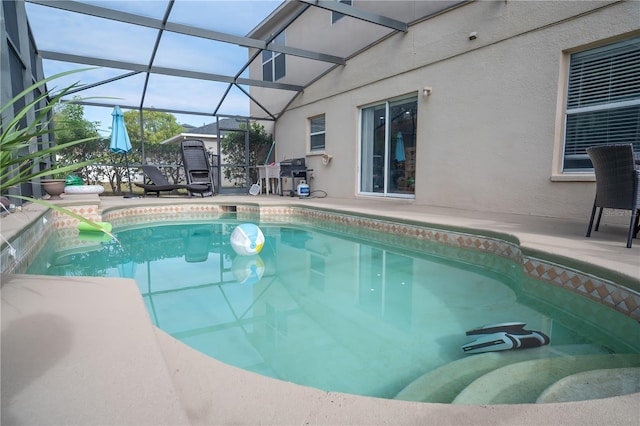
[423,86,433,96]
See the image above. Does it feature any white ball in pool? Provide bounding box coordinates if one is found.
[230,223,265,256]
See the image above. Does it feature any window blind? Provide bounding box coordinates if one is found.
[563,36,640,171]
[310,116,325,151]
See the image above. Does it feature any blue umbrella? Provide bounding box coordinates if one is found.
[395,131,406,162]
[110,106,131,153]
[110,106,134,197]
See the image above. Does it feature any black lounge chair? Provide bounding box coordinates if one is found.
[586,144,640,248]
[135,165,210,197]
[181,139,215,196]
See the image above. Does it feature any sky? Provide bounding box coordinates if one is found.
[25,0,284,135]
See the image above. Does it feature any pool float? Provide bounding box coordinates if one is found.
[78,231,113,242]
[77,221,112,233]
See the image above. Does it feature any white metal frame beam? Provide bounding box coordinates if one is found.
[38,50,305,92]
[26,0,346,65]
[298,0,408,32]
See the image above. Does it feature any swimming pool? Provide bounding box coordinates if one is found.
[25,208,640,404]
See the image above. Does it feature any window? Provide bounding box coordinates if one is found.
[360,96,417,197]
[309,115,326,151]
[562,36,640,172]
[262,32,286,82]
[331,0,352,24]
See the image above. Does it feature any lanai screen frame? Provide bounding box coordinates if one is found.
[5,0,468,198]
[25,0,409,127]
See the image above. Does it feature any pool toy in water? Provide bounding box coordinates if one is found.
[78,231,113,243]
[230,223,265,256]
[77,221,112,233]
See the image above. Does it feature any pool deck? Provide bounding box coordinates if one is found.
[2,194,639,425]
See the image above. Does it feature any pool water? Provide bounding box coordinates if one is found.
[27,219,636,400]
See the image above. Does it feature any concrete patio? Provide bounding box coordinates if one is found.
[2,194,639,425]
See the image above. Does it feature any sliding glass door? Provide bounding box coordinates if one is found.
[360,96,417,197]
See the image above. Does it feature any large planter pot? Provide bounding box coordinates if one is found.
[41,179,66,200]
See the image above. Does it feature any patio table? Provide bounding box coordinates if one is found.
[257,165,280,195]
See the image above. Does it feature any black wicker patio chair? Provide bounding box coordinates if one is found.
[585,144,640,248]
[181,139,215,196]
[135,165,209,197]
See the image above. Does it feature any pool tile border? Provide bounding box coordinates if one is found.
[0,203,101,275]
[2,202,638,321]
[524,257,639,320]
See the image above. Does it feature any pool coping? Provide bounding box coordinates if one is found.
[2,195,639,425]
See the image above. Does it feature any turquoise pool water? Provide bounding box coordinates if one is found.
[27,218,637,400]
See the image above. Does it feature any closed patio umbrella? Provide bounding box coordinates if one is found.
[110,106,135,197]
[395,131,406,162]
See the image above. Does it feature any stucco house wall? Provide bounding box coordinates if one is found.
[256,1,638,220]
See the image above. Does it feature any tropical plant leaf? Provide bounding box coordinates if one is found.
[1,68,107,193]
[8,195,118,242]
[1,68,115,242]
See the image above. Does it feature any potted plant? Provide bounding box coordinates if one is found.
[40,176,67,199]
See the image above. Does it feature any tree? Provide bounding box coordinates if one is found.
[123,110,185,183]
[53,99,106,184]
[221,122,273,186]
[53,101,128,192]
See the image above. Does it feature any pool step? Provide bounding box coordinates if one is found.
[452,353,640,404]
[536,367,640,403]
[394,344,609,403]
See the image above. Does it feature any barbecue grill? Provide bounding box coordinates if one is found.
[279,158,311,196]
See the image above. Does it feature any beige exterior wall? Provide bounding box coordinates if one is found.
[252,1,639,219]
